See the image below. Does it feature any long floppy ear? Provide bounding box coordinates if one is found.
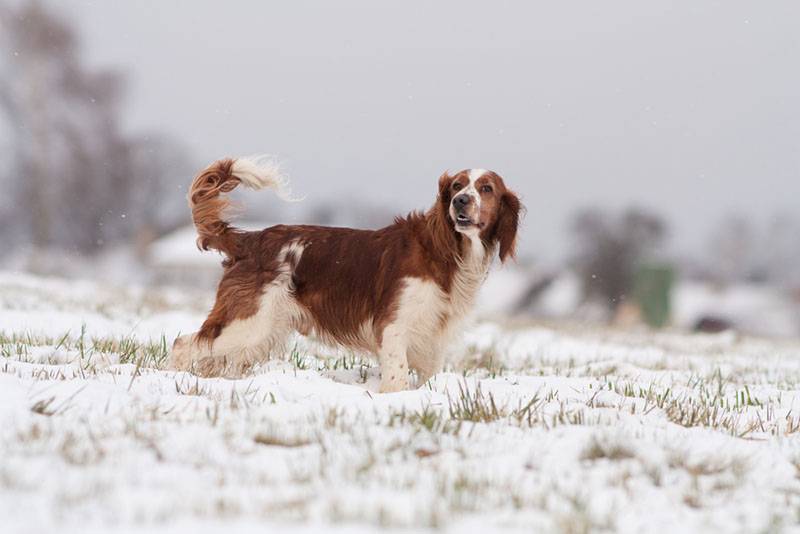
[427,171,460,260]
[437,171,453,208]
[496,190,521,262]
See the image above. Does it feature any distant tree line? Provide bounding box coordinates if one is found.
[0,1,192,255]
[570,206,800,315]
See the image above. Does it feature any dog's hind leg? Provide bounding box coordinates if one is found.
[168,259,299,377]
[170,286,296,377]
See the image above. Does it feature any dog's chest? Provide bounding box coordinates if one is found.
[398,263,487,344]
[447,259,488,320]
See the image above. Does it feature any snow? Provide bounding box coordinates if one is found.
[3,270,800,533]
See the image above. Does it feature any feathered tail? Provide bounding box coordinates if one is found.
[188,156,289,257]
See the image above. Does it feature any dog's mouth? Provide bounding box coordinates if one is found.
[456,213,485,229]
[456,213,473,226]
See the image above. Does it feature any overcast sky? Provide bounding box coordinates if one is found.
[51,1,799,260]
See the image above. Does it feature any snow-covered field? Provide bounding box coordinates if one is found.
[3,271,800,533]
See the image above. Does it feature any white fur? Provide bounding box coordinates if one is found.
[231,156,294,201]
[378,323,411,392]
[277,240,305,264]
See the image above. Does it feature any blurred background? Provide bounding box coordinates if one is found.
[1,1,798,338]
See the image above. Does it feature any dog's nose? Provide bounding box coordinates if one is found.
[453,194,471,209]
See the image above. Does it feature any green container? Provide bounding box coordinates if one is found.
[633,264,674,328]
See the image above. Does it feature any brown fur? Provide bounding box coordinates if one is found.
[188,158,245,258]
[182,159,522,376]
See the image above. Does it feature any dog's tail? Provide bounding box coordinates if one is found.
[188,156,290,257]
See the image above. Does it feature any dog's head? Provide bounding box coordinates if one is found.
[438,169,522,262]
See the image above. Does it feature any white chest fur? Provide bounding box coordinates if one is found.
[396,235,490,352]
[376,236,491,390]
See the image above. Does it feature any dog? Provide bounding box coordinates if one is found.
[168,157,521,392]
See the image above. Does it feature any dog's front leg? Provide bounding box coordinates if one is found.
[378,324,410,393]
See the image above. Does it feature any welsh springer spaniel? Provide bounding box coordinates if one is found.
[169,157,521,392]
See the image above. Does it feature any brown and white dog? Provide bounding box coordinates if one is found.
[168,157,521,392]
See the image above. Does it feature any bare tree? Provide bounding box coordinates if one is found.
[571,207,666,312]
[0,1,190,256]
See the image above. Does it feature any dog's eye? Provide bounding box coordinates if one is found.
[452,182,463,191]
[480,185,493,193]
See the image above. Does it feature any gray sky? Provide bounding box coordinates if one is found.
[55,1,799,260]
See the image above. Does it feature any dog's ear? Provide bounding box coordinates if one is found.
[496,190,521,263]
[438,172,453,206]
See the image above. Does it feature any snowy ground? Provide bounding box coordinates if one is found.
[3,271,800,533]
